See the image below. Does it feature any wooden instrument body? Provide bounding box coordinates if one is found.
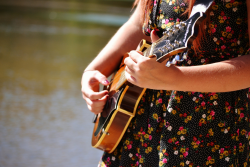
[91,53,147,153]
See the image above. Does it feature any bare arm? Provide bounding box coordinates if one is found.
[81,2,150,114]
[84,2,150,77]
[174,0,250,92]
[173,55,250,92]
[124,0,250,92]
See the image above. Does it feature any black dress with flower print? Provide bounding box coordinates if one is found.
[98,0,250,166]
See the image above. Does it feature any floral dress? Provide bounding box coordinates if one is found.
[98,0,250,166]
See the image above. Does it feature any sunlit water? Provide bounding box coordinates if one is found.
[0,2,131,167]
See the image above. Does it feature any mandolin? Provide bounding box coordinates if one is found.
[91,2,213,152]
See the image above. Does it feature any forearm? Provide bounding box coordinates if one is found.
[166,55,250,92]
[85,24,146,76]
[85,4,150,77]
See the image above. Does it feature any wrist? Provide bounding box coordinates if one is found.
[153,64,182,90]
[165,65,183,90]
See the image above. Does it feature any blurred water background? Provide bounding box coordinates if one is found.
[0,0,133,166]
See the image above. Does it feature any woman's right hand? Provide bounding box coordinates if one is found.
[81,70,110,114]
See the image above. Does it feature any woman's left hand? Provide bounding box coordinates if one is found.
[124,50,163,89]
[124,30,178,89]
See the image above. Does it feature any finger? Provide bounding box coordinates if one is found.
[85,97,106,111]
[87,104,105,115]
[125,65,135,75]
[91,95,109,115]
[125,70,137,84]
[86,95,108,114]
[124,57,136,74]
[124,56,137,73]
[93,72,110,86]
[150,30,160,43]
[128,50,143,63]
[83,89,108,100]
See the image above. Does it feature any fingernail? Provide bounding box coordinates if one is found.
[102,80,109,85]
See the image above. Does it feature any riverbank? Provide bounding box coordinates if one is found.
[0,1,133,167]
[0,0,133,14]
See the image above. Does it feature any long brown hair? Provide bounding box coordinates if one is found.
[133,0,207,53]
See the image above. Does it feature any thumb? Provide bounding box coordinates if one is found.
[95,72,110,86]
[150,30,160,43]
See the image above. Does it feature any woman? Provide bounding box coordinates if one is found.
[82,0,250,166]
